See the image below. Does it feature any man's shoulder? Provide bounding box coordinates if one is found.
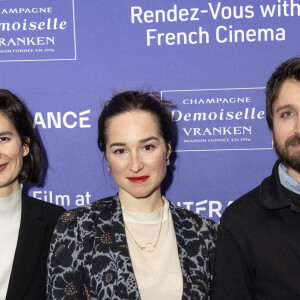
[221,184,263,225]
[230,185,261,210]
[223,163,279,222]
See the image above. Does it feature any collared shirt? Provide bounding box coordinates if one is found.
[278,163,300,194]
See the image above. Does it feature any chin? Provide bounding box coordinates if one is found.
[127,188,158,199]
[130,192,152,199]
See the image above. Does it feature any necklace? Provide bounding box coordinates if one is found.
[124,203,164,252]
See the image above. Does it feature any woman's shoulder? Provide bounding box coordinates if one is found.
[23,193,66,217]
[169,200,218,238]
[21,194,66,236]
[57,196,116,224]
[53,196,117,240]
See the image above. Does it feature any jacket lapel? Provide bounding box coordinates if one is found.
[6,194,46,300]
[91,196,140,299]
[170,204,192,300]
[110,195,141,300]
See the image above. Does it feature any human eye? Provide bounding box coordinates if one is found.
[0,136,10,142]
[143,144,155,151]
[281,111,294,118]
[114,148,127,155]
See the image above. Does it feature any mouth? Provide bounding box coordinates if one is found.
[127,176,149,183]
[0,163,8,172]
[289,142,300,149]
[287,136,300,148]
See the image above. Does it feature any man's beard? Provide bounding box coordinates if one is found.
[274,135,300,172]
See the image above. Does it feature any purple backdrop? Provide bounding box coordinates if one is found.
[1,0,299,222]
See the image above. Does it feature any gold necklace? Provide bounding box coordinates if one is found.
[124,204,164,252]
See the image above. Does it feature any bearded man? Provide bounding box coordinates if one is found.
[212,57,300,300]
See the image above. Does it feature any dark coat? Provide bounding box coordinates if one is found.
[213,161,300,300]
[47,195,218,300]
[6,193,65,300]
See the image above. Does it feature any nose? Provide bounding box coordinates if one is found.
[295,115,300,136]
[129,152,144,173]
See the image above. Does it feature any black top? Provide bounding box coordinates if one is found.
[212,161,300,300]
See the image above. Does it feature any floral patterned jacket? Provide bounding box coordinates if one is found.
[47,196,218,300]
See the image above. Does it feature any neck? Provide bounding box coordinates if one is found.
[287,167,300,183]
[0,181,21,198]
[119,189,163,212]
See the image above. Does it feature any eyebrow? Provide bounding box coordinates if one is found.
[0,131,13,136]
[275,104,294,113]
[140,136,159,143]
[109,142,126,148]
[109,136,159,148]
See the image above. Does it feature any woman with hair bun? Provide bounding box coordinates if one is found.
[47,90,218,300]
[0,90,65,300]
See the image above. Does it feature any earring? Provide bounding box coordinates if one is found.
[107,165,111,172]
[166,158,170,166]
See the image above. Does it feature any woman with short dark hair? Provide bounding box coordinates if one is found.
[47,91,218,300]
[0,89,65,300]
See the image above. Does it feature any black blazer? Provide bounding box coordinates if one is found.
[5,193,65,300]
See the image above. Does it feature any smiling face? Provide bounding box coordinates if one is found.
[272,79,300,178]
[105,111,171,203]
[0,113,29,197]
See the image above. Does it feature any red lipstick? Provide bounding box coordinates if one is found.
[127,176,149,183]
[0,163,8,172]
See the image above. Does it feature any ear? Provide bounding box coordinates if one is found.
[23,137,30,157]
[166,143,172,159]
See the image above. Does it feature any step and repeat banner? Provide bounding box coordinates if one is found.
[1,0,299,222]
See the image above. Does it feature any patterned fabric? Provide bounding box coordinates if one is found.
[47,196,218,300]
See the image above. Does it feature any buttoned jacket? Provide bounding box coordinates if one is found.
[6,193,65,300]
[47,196,218,300]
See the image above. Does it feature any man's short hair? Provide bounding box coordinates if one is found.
[266,57,300,130]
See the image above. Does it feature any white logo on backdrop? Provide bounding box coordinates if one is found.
[176,200,233,218]
[33,190,92,207]
[161,87,272,151]
[0,0,76,62]
[33,109,91,129]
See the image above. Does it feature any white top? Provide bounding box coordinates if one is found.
[122,198,183,300]
[0,187,22,300]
